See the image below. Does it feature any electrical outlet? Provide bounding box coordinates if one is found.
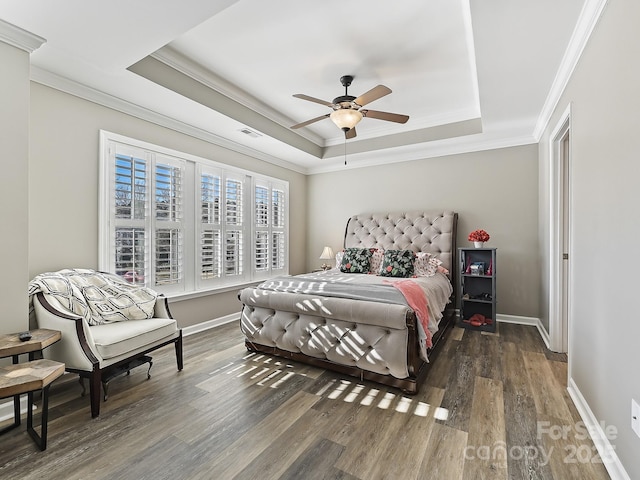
[632,399,640,438]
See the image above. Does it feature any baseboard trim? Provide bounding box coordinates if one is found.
[0,397,33,423]
[496,313,539,326]
[536,321,552,350]
[182,312,239,337]
[567,378,630,480]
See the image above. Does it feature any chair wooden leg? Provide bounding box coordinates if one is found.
[175,332,184,371]
[90,368,102,418]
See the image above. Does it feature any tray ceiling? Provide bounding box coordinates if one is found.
[0,0,589,173]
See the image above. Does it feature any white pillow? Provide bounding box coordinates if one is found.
[369,249,384,274]
[414,252,442,277]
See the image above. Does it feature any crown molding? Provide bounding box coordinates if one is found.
[29,66,308,175]
[0,19,45,53]
[533,0,609,139]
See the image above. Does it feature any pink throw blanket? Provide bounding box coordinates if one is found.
[387,279,432,348]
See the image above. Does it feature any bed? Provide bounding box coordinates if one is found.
[238,211,457,394]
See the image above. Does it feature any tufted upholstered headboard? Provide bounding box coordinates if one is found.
[343,211,458,274]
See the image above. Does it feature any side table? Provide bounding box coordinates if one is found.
[0,329,62,363]
[0,360,64,450]
[0,329,63,450]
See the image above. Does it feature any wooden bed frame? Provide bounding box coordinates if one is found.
[239,211,458,394]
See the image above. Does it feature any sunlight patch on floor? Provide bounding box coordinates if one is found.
[328,380,350,399]
[377,392,395,409]
[343,384,364,403]
[212,353,450,420]
[434,406,449,421]
[360,388,379,406]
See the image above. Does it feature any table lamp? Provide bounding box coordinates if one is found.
[319,246,334,271]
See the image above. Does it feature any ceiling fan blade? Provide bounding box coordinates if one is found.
[293,94,334,108]
[290,113,330,129]
[361,109,409,124]
[345,127,357,139]
[354,85,391,107]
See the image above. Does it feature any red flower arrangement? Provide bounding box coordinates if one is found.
[468,229,490,242]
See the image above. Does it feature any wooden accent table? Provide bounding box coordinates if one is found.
[0,329,63,450]
[0,329,62,363]
[0,360,64,450]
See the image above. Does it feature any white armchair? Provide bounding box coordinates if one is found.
[30,270,183,418]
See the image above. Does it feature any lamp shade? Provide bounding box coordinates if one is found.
[319,246,334,260]
[330,109,363,131]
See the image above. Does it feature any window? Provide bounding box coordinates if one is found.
[100,131,289,296]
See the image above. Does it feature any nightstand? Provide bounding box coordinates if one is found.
[458,247,497,332]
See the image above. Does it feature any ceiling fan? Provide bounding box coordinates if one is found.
[290,75,409,139]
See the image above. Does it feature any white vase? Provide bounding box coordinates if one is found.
[473,241,484,248]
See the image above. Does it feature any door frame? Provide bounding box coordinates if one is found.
[549,104,572,353]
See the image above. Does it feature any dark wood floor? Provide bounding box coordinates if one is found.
[0,322,610,480]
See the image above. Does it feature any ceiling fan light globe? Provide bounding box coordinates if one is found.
[330,109,363,131]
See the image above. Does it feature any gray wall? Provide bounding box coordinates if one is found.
[0,39,31,334]
[538,0,640,476]
[307,144,540,318]
[28,83,308,328]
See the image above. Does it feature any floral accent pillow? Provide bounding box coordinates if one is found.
[414,252,443,277]
[380,249,416,277]
[340,248,373,274]
[369,249,384,274]
[427,257,443,276]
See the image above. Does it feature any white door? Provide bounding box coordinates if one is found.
[549,107,571,354]
[560,131,570,353]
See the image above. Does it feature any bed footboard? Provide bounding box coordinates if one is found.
[240,301,454,394]
[240,298,413,378]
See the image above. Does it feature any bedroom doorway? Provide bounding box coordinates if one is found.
[550,106,571,354]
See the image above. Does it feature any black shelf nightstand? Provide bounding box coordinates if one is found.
[458,247,497,332]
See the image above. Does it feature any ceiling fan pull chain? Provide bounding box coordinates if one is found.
[344,138,347,166]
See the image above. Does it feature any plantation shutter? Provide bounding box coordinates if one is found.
[111,145,149,285]
[252,180,287,280]
[271,188,286,271]
[153,156,184,289]
[255,184,270,272]
[224,176,244,277]
[199,168,222,285]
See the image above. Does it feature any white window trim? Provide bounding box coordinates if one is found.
[99,130,289,297]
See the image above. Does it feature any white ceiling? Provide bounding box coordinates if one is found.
[0,0,588,173]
